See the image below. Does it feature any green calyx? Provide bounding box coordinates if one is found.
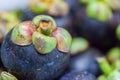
[32,15,57,26]
[52,28,72,52]
[86,1,112,21]
[29,0,66,14]
[32,15,57,36]
[29,0,48,14]
[107,47,120,63]
[32,31,57,54]
[0,71,18,80]
[11,21,35,46]
[116,25,120,40]
[70,37,89,55]
[11,15,72,54]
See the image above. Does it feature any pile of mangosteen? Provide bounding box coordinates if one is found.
[0,0,120,80]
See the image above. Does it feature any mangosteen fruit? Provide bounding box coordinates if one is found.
[70,48,101,76]
[73,0,120,51]
[1,15,72,80]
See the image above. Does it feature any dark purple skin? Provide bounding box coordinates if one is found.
[60,71,96,80]
[73,7,119,52]
[1,29,70,80]
[70,48,102,76]
[65,0,80,15]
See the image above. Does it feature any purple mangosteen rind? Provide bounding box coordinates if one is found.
[1,29,70,80]
[1,15,72,80]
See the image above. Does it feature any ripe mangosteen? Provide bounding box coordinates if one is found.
[70,48,102,76]
[60,71,96,80]
[73,0,120,52]
[1,15,72,80]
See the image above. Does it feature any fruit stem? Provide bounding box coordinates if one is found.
[38,19,53,36]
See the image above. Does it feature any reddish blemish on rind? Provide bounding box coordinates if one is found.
[23,21,36,36]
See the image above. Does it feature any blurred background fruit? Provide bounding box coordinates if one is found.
[0,0,120,80]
